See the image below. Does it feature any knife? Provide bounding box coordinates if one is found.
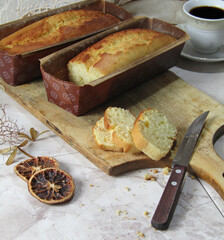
[151,111,209,230]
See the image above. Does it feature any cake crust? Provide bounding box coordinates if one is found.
[0,10,120,55]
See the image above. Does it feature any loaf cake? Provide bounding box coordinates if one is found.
[67,28,176,86]
[0,10,121,55]
[132,108,177,161]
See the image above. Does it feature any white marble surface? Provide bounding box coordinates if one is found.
[0,1,224,239]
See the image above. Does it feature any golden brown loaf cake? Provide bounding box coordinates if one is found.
[67,28,176,86]
[132,108,177,161]
[0,10,121,55]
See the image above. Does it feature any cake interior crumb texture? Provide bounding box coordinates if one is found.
[132,108,177,160]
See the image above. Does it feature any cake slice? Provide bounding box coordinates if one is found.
[132,108,177,160]
[92,117,122,152]
[104,107,140,153]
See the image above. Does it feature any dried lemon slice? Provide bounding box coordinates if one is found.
[14,156,59,182]
[28,168,75,204]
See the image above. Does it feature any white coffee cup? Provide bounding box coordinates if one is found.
[183,0,224,54]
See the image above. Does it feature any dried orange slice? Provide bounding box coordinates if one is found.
[14,156,59,182]
[28,168,75,204]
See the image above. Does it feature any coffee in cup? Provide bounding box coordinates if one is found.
[183,0,224,54]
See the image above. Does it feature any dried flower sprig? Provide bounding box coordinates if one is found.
[19,127,49,142]
[0,105,49,165]
[0,104,24,145]
[1,128,49,165]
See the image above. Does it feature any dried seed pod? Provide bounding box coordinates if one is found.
[14,156,59,182]
[28,168,75,204]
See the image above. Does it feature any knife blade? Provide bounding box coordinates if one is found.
[151,111,209,230]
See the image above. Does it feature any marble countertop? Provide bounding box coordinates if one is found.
[0,1,224,240]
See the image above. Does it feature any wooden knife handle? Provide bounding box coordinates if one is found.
[151,164,187,230]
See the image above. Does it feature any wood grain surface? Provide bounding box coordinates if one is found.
[1,71,224,199]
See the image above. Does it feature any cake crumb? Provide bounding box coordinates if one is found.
[153,169,158,173]
[116,209,122,216]
[190,174,196,179]
[137,231,145,238]
[125,187,130,191]
[162,167,170,175]
[144,211,149,217]
[144,173,156,181]
[89,184,94,187]
[123,210,128,215]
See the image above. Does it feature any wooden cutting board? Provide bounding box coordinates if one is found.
[1,71,224,200]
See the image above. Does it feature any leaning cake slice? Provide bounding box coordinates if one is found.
[132,108,177,160]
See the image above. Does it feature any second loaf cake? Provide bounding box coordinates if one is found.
[0,10,120,55]
[67,28,176,86]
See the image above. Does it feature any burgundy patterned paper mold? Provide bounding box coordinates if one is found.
[0,0,132,86]
[42,71,80,115]
[0,47,62,86]
[40,17,190,116]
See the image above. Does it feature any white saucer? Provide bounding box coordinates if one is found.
[177,24,224,63]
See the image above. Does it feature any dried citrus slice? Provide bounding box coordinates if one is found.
[14,156,59,182]
[28,168,75,204]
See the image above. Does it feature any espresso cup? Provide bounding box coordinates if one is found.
[183,0,224,54]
